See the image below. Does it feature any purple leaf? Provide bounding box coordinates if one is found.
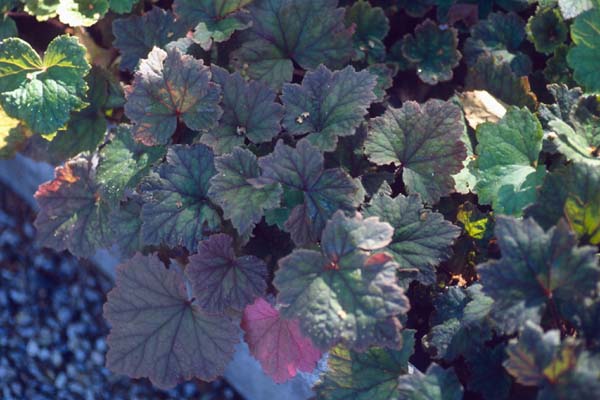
[124,47,222,145]
[187,233,267,313]
[104,253,240,389]
[241,297,321,383]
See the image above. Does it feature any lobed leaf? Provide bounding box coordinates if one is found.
[504,320,600,399]
[140,144,221,252]
[56,0,109,27]
[113,7,188,71]
[231,0,353,89]
[201,65,283,154]
[567,8,600,93]
[34,155,112,257]
[274,210,409,350]
[423,285,494,361]
[465,54,538,109]
[0,35,90,134]
[364,191,460,285]
[281,65,377,151]
[208,147,282,239]
[365,99,467,204]
[187,233,267,313]
[401,19,461,85]
[97,125,166,206]
[173,0,253,48]
[314,330,415,400]
[124,47,222,146]
[526,7,568,55]
[464,11,530,75]
[477,216,600,333]
[104,253,240,389]
[474,107,545,215]
[525,162,600,244]
[259,139,359,245]
[345,0,389,63]
[241,297,321,383]
[397,364,464,400]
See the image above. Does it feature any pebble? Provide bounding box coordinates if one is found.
[0,185,242,400]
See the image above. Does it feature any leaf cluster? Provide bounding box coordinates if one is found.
[2,0,600,397]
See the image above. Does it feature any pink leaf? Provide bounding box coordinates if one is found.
[242,298,321,383]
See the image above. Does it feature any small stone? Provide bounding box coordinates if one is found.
[26,340,39,357]
[55,373,67,389]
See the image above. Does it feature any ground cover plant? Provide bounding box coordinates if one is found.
[1,0,600,398]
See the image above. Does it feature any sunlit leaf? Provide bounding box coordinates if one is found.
[0,35,90,134]
[365,99,467,204]
[241,297,321,383]
[140,144,221,251]
[364,190,460,285]
[274,211,409,350]
[124,47,222,145]
[281,65,376,151]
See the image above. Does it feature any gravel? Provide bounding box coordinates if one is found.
[0,182,243,400]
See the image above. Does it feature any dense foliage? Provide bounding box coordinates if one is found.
[2,0,600,398]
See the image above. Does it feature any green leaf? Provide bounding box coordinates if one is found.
[208,147,282,239]
[464,344,512,400]
[474,107,545,215]
[504,321,600,398]
[231,0,353,89]
[364,191,460,285]
[0,15,17,41]
[104,253,240,389]
[464,11,531,75]
[23,0,59,20]
[364,99,467,204]
[56,0,109,27]
[397,0,434,18]
[0,104,30,158]
[124,47,222,146]
[423,285,494,361]
[274,210,409,350]
[567,8,600,93]
[108,195,144,257]
[113,7,188,71]
[465,54,538,109]
[548,119,600,163]
[397,364,464,400]
[544,45,577,87]
[526,7,568,54]
[314,330,415,400]
[34,155,112,257]
[558,0,594,19]
[200,65,283,154]
[258,139,359,246]
[43,66,121,164]
[97,125,166,206]
[109,0,138,14]
[401,19,461,85]
[281,64,377,151]
[140,144,221,252]
[0,35,90,134]
[345,0,389,63]
[187,233,267,313]
[477,216,600,333]
[173,0,253,48]
[525,162,600,245]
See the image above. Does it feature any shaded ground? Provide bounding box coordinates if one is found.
[0,181,244,400]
